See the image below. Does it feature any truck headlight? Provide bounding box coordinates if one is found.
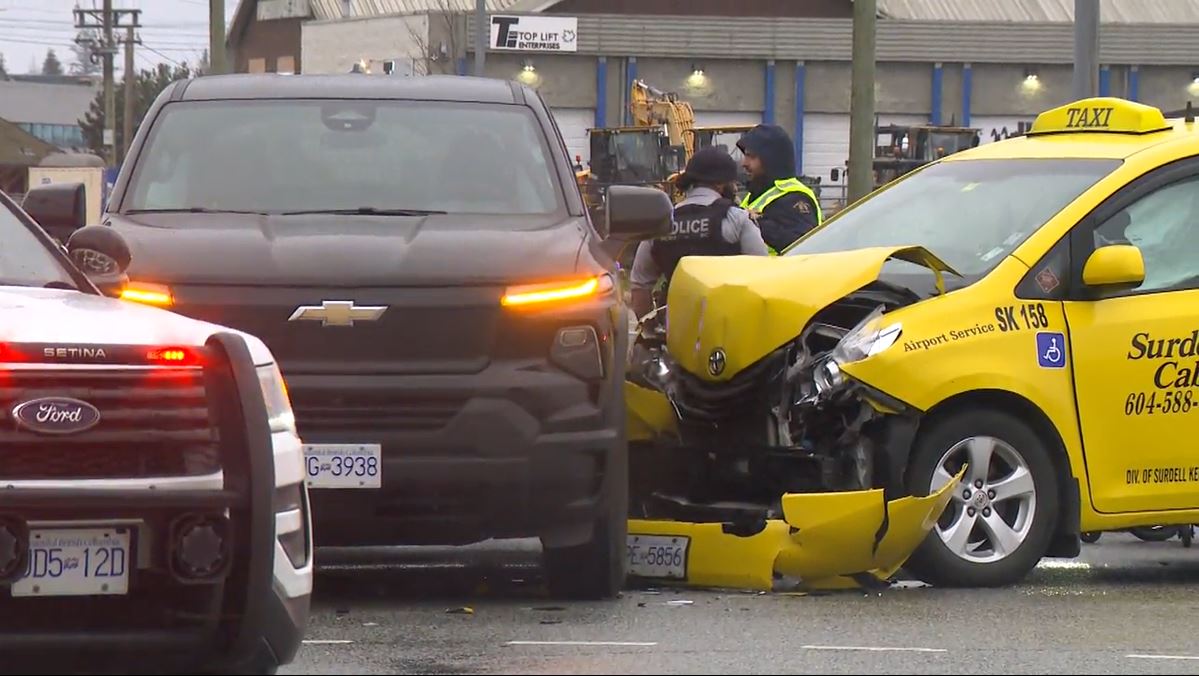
[831,306,902,366]
[257,363,297,434]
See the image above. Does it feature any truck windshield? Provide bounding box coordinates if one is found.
[0,200,77,289]
[786,158,1120,277]
[122,99,564,217]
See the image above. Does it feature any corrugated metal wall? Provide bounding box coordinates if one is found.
[465,14,1199,65]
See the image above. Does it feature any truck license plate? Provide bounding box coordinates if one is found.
[11,528,131,598]
[627,534,689,580]
[304,444,382,489]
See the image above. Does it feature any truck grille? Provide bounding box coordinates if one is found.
[291,389,464,433]
[0,369,220,480]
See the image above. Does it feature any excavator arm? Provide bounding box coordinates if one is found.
[630,80,697,157]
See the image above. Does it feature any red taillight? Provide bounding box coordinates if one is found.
[0,344,26,363]
[146,347,203,366]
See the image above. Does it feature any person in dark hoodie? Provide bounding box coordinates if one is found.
[736,124,823,253]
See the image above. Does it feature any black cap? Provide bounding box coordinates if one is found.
[680,147,739,186]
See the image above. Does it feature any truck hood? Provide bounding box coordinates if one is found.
[0,286,275,365]
[109,212,588,286]
[665,246,957,381]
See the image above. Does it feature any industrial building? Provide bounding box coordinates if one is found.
[229,0,1199,191]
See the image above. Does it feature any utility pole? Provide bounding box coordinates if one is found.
[122,25,140,163]
[210,0,227,75]
[474,0,487,76]
[847,0,877,204]
[1072,0,1100,99]
[102,0,115,165]
[76,4,138,165]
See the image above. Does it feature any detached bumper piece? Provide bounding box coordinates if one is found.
[628,472,961,592]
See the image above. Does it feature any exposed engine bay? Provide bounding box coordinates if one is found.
[629,281,921,519]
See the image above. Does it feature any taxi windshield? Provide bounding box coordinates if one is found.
[787,158,1120,277]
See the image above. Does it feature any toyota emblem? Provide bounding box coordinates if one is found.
[708,348,726,376]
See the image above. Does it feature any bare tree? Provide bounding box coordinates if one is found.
[404,0,467,76]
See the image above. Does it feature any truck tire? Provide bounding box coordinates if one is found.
[543,507,627,600]
[543,425,629,600]
[904,408,1059,588]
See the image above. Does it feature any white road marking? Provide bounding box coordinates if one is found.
[802,645,948,654]
[506,640,658,647]
[1127,654,1199,661]
[303,640,355,645]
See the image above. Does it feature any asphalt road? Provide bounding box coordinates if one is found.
[283,533,1199,675]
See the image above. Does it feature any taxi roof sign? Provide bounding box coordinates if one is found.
[1028,97,1171,136]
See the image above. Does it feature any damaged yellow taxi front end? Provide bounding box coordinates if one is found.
[623,246,967,592]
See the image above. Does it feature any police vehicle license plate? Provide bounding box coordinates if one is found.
[627,534,689,580]
[304,444,382,489]
[12,528,130,598]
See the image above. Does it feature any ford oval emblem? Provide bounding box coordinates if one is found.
[11,397,101,435]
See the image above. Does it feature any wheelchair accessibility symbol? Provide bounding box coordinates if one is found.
[1036,332,1066,369]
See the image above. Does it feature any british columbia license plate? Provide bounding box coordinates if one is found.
[11,528,131,597]
[627,534,689,580]
[303,444,382,489]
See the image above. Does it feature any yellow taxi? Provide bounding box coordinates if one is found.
[626,97,1199,589]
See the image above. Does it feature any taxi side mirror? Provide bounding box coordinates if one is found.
[1082,244,1145,290]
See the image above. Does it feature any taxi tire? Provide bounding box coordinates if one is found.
[904,409,1059,588]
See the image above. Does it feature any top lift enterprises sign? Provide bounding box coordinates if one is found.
[490,15,579,52]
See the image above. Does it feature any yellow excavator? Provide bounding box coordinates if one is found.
[578,80,755,219]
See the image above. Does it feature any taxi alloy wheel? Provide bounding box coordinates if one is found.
[904,409,1059,588]
[931,436,1036,564]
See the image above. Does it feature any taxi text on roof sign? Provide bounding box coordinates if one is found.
[1028,97,1173,136]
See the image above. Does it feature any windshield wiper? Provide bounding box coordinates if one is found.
[277,207,447,216]
[125,207,269,215]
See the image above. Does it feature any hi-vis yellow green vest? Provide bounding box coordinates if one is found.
[740,177,823,254]
[739,177,823,223]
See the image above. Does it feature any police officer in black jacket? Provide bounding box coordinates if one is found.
[736,124,823,253]
[630,147,770,318]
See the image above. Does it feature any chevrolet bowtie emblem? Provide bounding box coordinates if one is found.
[288,300,387,327]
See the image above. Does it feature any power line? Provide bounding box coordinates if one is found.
[140,43,183,66]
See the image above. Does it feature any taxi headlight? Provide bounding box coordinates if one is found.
[831,306,903,366]
[256,363,296,434]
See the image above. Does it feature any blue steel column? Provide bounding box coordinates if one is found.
[596,56,608,128]
[794,61,806,174]
[764,60,776,124]
[624,57,638,126]
[931,62,943,124]
[961,63,973,127]
[1099,65,1111,97]
[1128,66,1140,101]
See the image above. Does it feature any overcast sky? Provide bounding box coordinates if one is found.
[0,0,238,75]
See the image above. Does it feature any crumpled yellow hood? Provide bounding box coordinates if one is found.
[665,246,956,381]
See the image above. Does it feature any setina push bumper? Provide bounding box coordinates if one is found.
[627,382,960,591]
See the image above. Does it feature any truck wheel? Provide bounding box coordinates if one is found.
[904,408,1059,588]
[543,427,629,600]
[543,509,626,600]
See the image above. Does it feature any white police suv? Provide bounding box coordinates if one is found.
[0,183,311,674]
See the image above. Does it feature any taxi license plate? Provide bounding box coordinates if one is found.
[627,534,689,580]
[304,444,382,489]
[12,528,131,598]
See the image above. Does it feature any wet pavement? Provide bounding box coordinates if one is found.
[283,532,1199,674]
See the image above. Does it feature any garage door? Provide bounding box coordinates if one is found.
[693,111,763,128]
[972,115,1036,144]
[550,108,595,167]
[802,113,929,184]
